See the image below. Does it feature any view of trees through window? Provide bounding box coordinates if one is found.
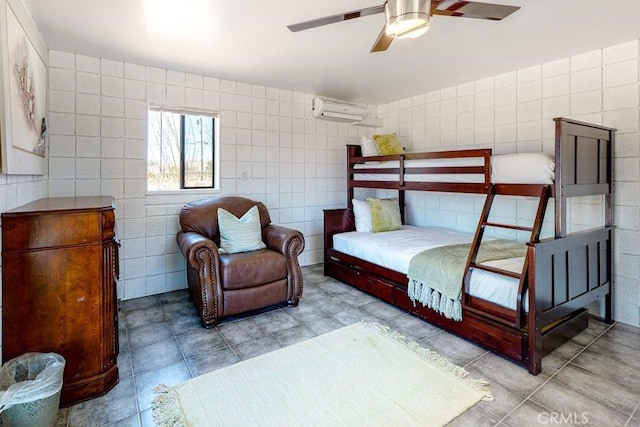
[147,109,216,191]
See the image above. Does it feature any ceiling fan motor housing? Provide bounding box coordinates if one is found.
[385,0,431,38]
[286,0,519,53]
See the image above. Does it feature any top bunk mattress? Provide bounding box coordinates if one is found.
[352,152,555,184]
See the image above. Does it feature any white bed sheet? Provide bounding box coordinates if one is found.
[333,225,528,311]
[353,153,554,185]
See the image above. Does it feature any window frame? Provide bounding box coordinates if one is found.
[146,106,220,193]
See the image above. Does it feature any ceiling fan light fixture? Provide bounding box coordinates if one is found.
[384,0,431,39]
[397,21,430,39]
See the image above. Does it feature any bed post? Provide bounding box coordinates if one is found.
[605,129,615,324]
[605,234,614,325]
[554,118,567,238]
[346,144,361,210]
[527,243,543,374]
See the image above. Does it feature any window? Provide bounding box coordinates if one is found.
[147,107,219,191]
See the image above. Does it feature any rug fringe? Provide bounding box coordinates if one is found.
[359,322,494,401]
[467,378,494,401]
[152,384,189,426]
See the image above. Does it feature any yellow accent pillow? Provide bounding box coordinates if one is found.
[367,198,402,232]
[373,133,404,155]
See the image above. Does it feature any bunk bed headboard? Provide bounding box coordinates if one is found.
[553,118,616,238]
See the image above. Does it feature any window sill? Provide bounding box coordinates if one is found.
[145,189,221,205]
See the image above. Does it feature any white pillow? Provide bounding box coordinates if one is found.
[352,199,372,232]
[360,136,380,157]
[492,153,555,184]
[217,206,267,254]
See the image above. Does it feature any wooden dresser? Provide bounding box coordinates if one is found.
[1,196,119,406]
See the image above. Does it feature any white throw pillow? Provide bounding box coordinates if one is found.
[492,153,555,184]
[352,199,373,232]
[217,206,267,254]
[360,136,380,157]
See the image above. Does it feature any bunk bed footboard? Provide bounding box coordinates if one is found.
[527,226,613,374]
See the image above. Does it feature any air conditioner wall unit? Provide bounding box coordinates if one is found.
[312,98,367,123]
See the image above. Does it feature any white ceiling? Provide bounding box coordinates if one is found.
[23,0,640,105]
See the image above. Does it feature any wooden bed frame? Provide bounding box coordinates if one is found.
[324,118,615,375]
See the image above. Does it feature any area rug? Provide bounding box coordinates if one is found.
[152,322,493,426]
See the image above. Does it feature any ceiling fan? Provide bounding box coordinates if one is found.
[287,0,520,53]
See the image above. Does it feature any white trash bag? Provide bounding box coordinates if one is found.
[0,352,65,427]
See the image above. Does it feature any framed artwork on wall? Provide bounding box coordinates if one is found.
[0,0,48,175]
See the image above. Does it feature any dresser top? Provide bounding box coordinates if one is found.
[3,196,115,215]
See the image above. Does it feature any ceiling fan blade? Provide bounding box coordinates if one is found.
[370,26,394,53]
[431,1,520,20]
[288,4,386,32]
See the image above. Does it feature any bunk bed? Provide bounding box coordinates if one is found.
[324,117,615,375]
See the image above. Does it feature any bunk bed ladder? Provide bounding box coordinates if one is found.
[463,184,551,327]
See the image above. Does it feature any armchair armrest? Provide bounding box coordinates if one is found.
[263,225,305,257]
[176,231,223,327]
[177,231,220,270]
[263,224,305,304]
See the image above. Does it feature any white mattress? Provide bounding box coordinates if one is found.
[332,225,528,311]
[353,152,554,185]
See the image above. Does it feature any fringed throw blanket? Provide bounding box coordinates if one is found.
[407,239,527,321]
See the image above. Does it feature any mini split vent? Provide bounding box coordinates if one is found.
[312,98,367,123]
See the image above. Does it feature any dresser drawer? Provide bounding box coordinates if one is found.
[2,211,102,251]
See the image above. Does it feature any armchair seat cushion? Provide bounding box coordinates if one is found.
[219,249,287,290]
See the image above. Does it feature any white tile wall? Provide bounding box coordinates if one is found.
[376,40,640,326]
[47,50,373,300]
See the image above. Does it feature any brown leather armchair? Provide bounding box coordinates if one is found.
[177,196,305,328]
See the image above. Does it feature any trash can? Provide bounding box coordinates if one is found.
[0,352,65,427]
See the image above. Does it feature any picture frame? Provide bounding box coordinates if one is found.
[0,0,48,175]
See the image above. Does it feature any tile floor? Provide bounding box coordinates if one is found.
[55,264,640,426]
